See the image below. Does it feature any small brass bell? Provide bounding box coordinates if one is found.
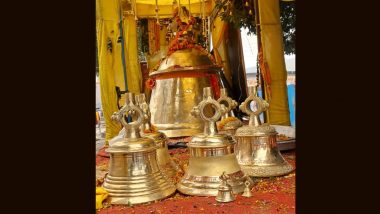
[135,93,183,179]
[215,172,235,203]
[103,93,176,205]
[235,86,294,177]
[177,87,246,196]
[217,88,243,136]
[242,181,253,198]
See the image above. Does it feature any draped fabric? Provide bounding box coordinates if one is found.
[211,15,232,87]
[96,0,142,143]
[97,21,123,143]
[258,0,290,125]
[148,20,161,55]
[123,15,143,94]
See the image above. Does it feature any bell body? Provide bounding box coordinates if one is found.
[110,128,182,180]
[177,134,246,196]
[103,138,176,205]
[215,185,235,203]
[235,124,294,177]
[149,76,211,137]
[149,48,221,138]
[103,101,176,205]
[142,131,182,180]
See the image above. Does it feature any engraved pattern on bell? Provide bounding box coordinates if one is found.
[103,93,176,205]
[234,86,294,177]
[177,87,247,196]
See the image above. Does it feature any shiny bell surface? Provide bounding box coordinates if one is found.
[242,181,253,198]
[235,86,294,177]
[217,88,243,136]
[135,93,183,180]
[149,48,222,138]
[177,87,246,196]
[103,93,176,205]
[215,172,236,203]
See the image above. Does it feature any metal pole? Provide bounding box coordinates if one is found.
[252,0,268,123]
[118,0,129,93]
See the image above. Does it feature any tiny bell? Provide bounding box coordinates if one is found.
[215,172,236,203]
[242,181,252,198]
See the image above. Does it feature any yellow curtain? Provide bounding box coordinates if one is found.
[123,15,142,94]
[97,0,142,143]
[211,9,232,86]
[258,0,290,125]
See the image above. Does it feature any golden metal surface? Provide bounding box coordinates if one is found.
[218,88,238,120]
[135,94,183,180]
[177,87,246,196]
[150,48,220,76]
[149,48,222,138]
[235,86,294,177]
[103,94,176,205]
[215,172,236,203]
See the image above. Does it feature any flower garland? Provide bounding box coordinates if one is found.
[145,6,219,92]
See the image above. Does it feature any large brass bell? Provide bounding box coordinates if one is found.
[235,86,294,177]
[177,87,246,196]
[102,96,176,205]
[217,88,243,136]
[135,93,183,180]
[149,48,222,138]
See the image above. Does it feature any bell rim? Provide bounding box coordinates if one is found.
[149,66,221,77]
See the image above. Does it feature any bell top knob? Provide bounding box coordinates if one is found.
[135,94,153,132]
[217,88,238,113]
[203,87,214,99]
[135,94,146,104]
[125,92,136,107]
[239,86,269,126]
[191,87,227,135]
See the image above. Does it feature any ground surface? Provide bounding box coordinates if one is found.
[95,117,295,213]
[96,146,295,214]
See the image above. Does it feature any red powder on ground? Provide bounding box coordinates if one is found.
[96,148,296,214]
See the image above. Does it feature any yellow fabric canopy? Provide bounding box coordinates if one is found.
[136,0,202,5]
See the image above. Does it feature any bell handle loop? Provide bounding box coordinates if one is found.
[112,105,144,130]
[217,89,238,112]
[239,87,269,117]
[198,98,223,122]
